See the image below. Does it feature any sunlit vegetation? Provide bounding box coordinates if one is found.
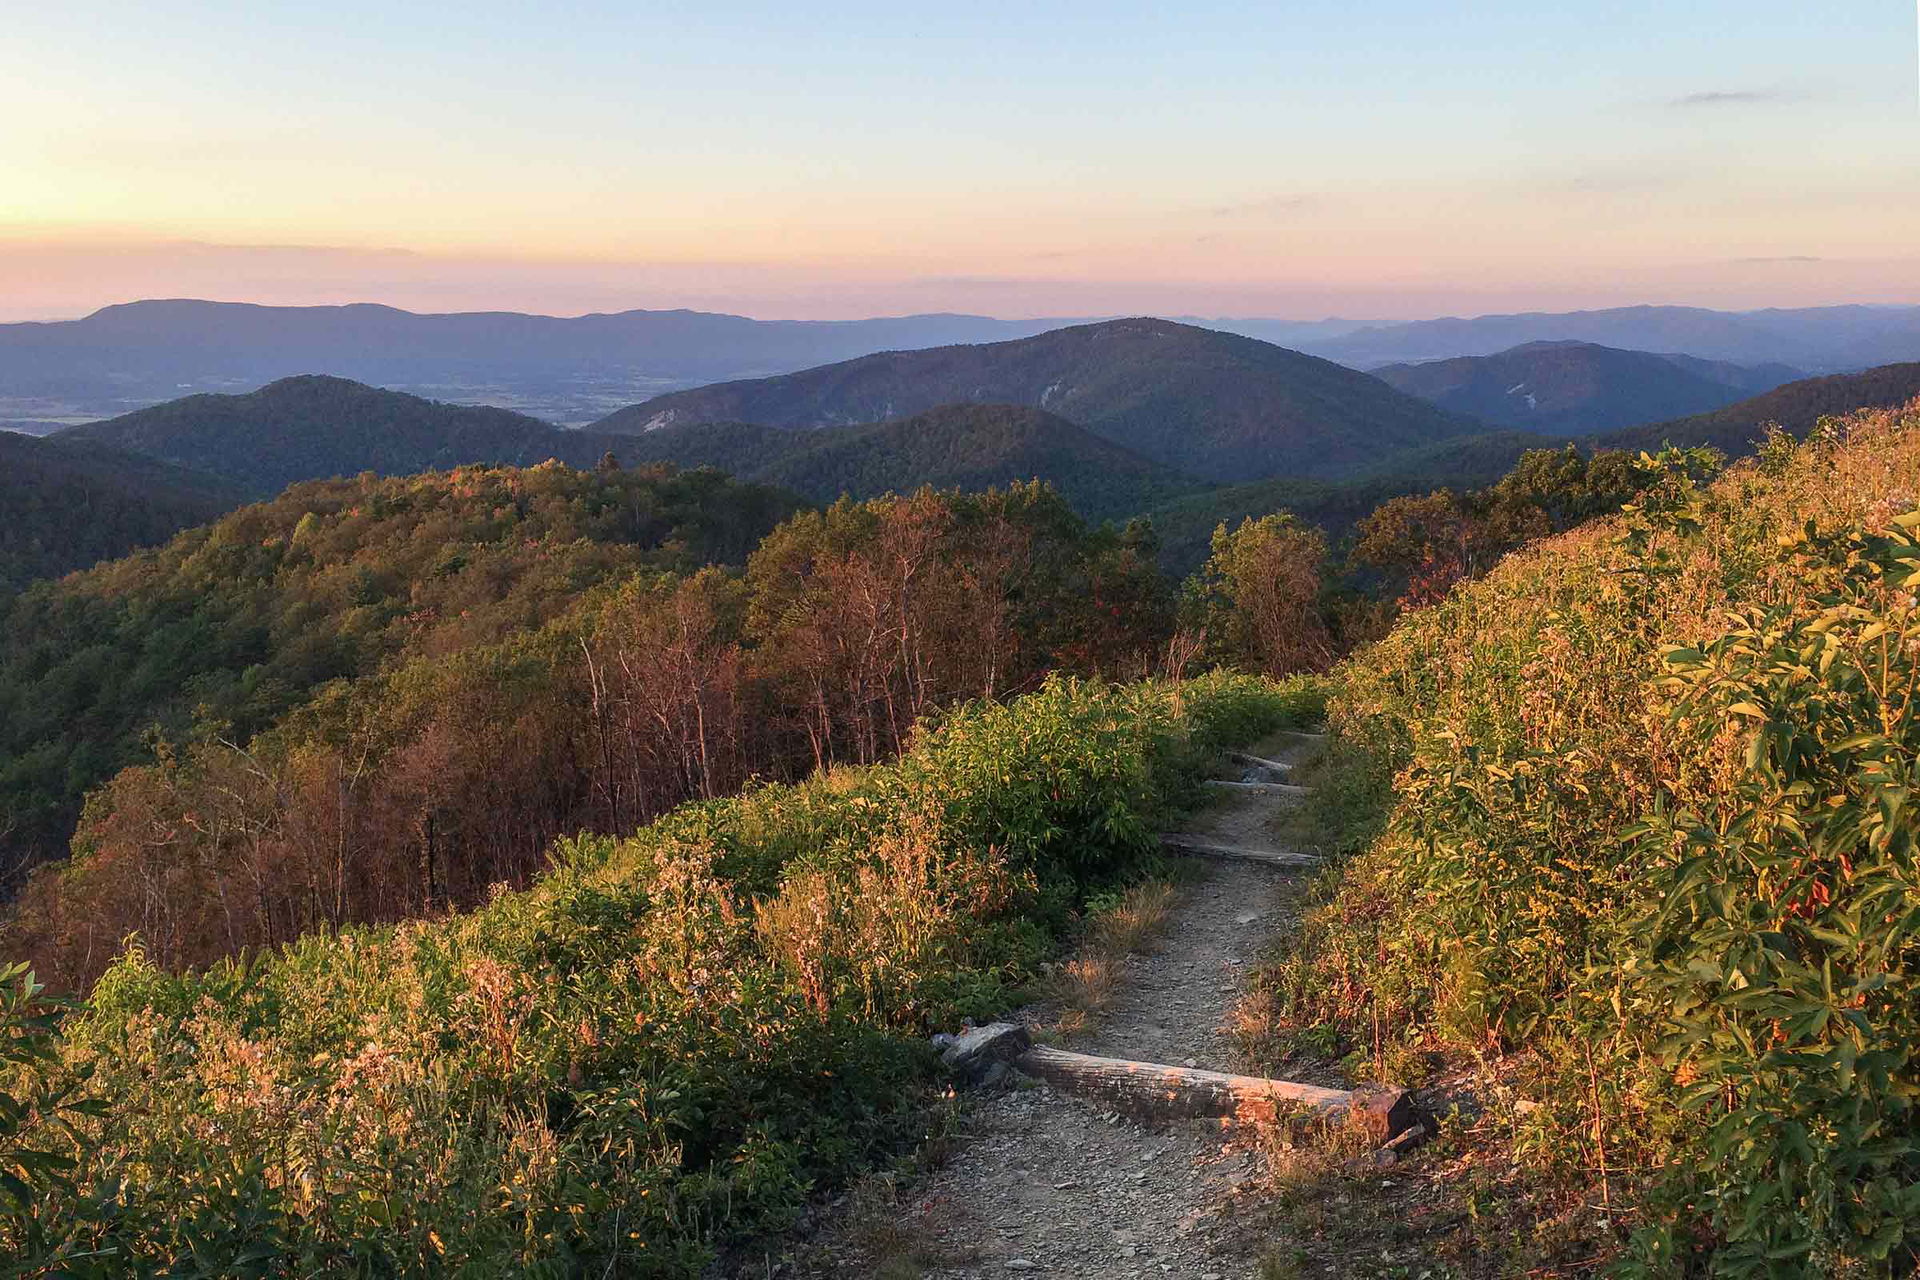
[0,462,803,892]
[1247,400,1920,1271]
[9,363,1918,1275]
[1347,442,1716,606]
[0,672,1322,1275]
[2,480,1187,988]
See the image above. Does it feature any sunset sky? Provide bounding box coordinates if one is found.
[3,0,1915,322]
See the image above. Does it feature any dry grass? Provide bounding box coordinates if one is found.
[839,1175,950,1279]
[1049,879,1179,1037]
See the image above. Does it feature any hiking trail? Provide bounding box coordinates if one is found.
[791,731,1332,1278]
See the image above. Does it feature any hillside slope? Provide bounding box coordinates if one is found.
[1141,429,1559,571]
[53,374,631,495]
[616,403,1204,522]
[1266,400,1920,1269]
[593,318,1481,484]
[0,432,244,590]
[51,378,1195,523]
[1373,341,1795,434]
[1595,361,1920,455]
[0,462,801,884]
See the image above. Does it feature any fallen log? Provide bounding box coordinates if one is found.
[1204,779,1311,799]
[1226,750,1292,774]
[1013,1045,1416,1142]
[1158,834,1320,868]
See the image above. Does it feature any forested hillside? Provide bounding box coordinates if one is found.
[0,474,1202,986]
[0,463,800,891]
[51,376,1200,524]
[1373,340,1794,434]
[1596,360,1920,455]
[54,375,628,495]
[594,318,1481,484]
[619,403,1204,522]
[0,432,244,590]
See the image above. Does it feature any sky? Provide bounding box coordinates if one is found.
[2,1,1916,322]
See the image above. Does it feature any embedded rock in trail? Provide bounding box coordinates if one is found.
[940,1022,1034,1086]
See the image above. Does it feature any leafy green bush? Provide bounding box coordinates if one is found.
[1251,403,1920,1272]
[1625,513,1920,1271]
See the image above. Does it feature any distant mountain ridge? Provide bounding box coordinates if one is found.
[1301,304,1920,371]
[50,377,1203,524]
[13,298,1920,429]
[594,318,1481,484]
[0,300,1071,424]
[1374,341,1800,434]
[1595,362,1920,455]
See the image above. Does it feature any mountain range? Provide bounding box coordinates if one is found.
[1373,341,1800,434]
[53,375,1210,524]
[1598,361,1920,456]
[1301,304,1920,371]
[26,320,1920,589]
[12,299,1920,435]
[55,375,625,496]
[0,300,1066,426]
[594,318,1480,484]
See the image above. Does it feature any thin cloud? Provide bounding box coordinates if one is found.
[1209,194,1322,218]
[1667,88,1798,108]
[1546,172,1678,194]
[1735,255,1825,264]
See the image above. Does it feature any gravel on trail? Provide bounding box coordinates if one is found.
[890,857,1299,1279]
[783,739,1320,1279]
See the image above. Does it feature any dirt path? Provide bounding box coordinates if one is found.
[894,858,1295,1278]
[793,737,1319,1278]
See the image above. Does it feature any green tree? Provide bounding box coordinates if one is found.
[1188,515,1334,677]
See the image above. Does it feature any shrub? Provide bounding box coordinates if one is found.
[1253,401,1920,1272]
[1,670,1316,1275]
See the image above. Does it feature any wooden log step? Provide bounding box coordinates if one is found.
[1157,834,1320,867]
[1227,749,1293,774]
[1204,779,1311,798]
[1012,1044,1417,1142]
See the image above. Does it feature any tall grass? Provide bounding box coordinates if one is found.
[1,671,1322,1277]
[1251,402,1920,1273]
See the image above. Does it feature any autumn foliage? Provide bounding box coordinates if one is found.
[5,481,1189,988]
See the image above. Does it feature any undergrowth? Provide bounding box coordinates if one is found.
[0,670,1323,1276]
[1242,402,1920,1276]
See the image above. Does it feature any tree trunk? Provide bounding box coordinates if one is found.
[1013,1045,1415,1141]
